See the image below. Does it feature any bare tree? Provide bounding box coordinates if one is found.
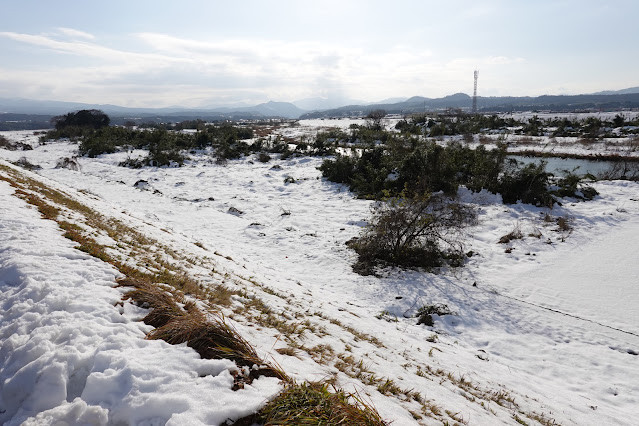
[366,109,387,130]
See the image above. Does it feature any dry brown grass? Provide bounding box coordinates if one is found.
[117,277,287,380]
[556,216,572,232]
[59,221,114,263]
[275,347,299,357]
[11,188,60,220]
[119,277,186,328]
[313,311,384,348]
[498,223,523,244]
[258,381,389,426]
[0,164,288,380]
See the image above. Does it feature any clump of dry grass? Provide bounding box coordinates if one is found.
[258,381,388,426]
[498,223,523,244]
[275,347,299,357]
[119,277,186,328]
[152,310,251,364]
[118,277,287,381]
[556,216,572,232]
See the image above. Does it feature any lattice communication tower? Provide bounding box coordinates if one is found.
[472,70,479,113]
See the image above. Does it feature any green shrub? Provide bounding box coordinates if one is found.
[147,149,185,167]
[318,154,358,184]
[348,148,394,198]
[396,143,458,195]
[77,124,255,162]
[348,193,475,274]
[458,144,506,193]
[497,160,554,207]
[395,119,423,134]
[79,126,137,157]
[43,109,111,141]
[53,109,110,130]
[553,170,598,200]
[257,152,271,163]
[42,126,93,141]
[320,140,509,200]
[309,129,347,155]
[416,304,453,326]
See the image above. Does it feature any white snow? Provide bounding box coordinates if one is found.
[0,177,280,425]
[1,125,639,425]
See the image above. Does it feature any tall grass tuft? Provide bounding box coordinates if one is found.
[119,277,186,328]
[119,277,288,381]
[259,381,388,426]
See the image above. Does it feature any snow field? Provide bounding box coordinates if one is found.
[0,178,280,425]
[1,127,639,425]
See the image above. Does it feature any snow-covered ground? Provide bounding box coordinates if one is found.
[1,127,639,425]
[292,118,639,161]
[0,165,280,425]
[500,111,639,122]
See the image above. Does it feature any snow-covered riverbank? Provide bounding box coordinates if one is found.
[1,128,638,425]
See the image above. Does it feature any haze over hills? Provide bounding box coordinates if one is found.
[1,87,639,128]
[292,96,365,111]
[591,87,639,95]
[0,98,307,120]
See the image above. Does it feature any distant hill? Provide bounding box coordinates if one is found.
[300,91,639,118]
[369,97,409,105]
[292,96,364,111]
[0,98,122,116]
[0,113,53,131]
[2,86,639,127]
[205,101,306,119]
[592,87,639,95]
[0,98,307,121]
[476,93,639,112]
[300,93,474,118]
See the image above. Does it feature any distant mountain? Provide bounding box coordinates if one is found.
[292,96,364,111]
[369,97,408,105]
[300,91,639,118]
[250,101,306,118]
[199,101,254,110]
[0,98,306,120]
[207,101,306,119]
[592,86,639,95]
[0,98,200,116]
[3,87,639,125]
[475,93,639,112]
[300,93,474,118]
[0,98,120,115]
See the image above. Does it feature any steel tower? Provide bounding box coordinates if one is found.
[472,70,479,113]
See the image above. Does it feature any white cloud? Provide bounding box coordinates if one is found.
[0,30,533,106]
[55,27,95,40]
[0,31,139,62]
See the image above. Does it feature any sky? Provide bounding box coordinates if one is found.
[0,0,638,108]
